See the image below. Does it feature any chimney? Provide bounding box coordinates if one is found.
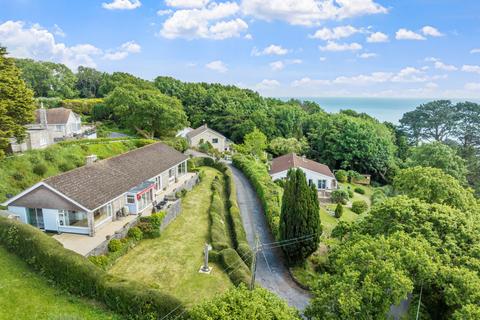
[86,154,97,165]
[39,102,48,128]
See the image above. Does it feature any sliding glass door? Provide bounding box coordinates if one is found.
[27,208,44,229]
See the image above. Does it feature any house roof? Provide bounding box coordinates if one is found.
[270,153,335,178]
[8,142,188,211]
[186,124,225,140]
[35,107,76,125]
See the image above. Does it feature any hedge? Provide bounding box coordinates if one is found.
[210,177,230,251]
[0,217,185,319]
[60,98,104,115]
[220,248,250,286]
[232,154,283,239]
[354,187,366,195]
[351,200,369,214]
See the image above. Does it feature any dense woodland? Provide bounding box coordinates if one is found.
[2,47,480,319]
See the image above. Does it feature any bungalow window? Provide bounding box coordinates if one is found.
[155,176,162,190]
[308,179,313,186]
[55,125,64,132]
[138,189,153,211]
[94,203,113,223]
[59,210,88,228]
[212,138,219,144]
[127,195,135,204]
[169,168,176,181]
[318,180,327,189]
[178,162,186,175]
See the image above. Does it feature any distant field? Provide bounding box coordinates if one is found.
[0,139,152,203]
[109,167,233,306]
[0,246,118,320]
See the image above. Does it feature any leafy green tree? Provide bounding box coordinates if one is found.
[0,47,36,158]
[236,128,267,159]
[15,58,77,98]
[268,137,308,156]
[188,285,301,320]
[271,104,307,138]
[105,85,188,138]
[407,141,468,183]
[384,121,410,161]
[393,166,478,211]
[400,100,457,143]
[453,102,480,150]
[305,232,438,320]
[306,113,397,181]
[334,203,343,218]
[76,66,104,98]
[280,169,321,264]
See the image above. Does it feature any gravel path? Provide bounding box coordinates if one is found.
[229,164,311,311]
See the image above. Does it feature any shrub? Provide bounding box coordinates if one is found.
[334,203,344,218]
[137,221,160,239]
[347,170,362,183]
[163,137,189,153]
[351,200,368,214]
[354,187,366,195]
[220,248,250,286]
[127,227,143,241]
[331,189,349,205]
[88,255,109,269]
[347,189,354,198]
[58,161,75,172]
[60,98,103,115]
[0,217,185,319]
[371,189,387,206]
[91,103,113,121]
[335,169,348,183]
[33,162,48,176]
[210,180,230,251]
[232,154,283,239]
[12,172,23,181]
[108,239,123,252]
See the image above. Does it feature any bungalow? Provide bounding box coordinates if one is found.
[186,124,230,153]
[270,153,337,195]
[1,142,188,236]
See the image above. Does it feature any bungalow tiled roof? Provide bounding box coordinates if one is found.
[186,124,225,140]
[42,142,188,210]
[35,107,75,125]
[270,153,335,178]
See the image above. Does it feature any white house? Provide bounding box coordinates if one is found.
[186,124,230,152]
[10,107,95,152]
[2,142,189,236]
[270,153,337,195]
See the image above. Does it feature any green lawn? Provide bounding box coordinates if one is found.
[109,167,233,306]
[0,246,118,320]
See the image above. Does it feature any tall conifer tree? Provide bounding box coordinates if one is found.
[280,169,321,264]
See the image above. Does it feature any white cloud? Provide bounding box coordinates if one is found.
[0,20,103,69]
[366,31,388,43]
[256,79,280,89]
[291,77,331,87]
[319,41,362,52]
[465,82,480,91]
[244,33,253,40]
[102,0,141,10]
[319,56,327,61]
[270,61,284,71]
[252,44,289,56]
[157,9,173,16]
[470,48,480,54]
[422,25,443,37]
[425,82,438,89]
[160,2,248,40]
[462,65,480,74]
[334,71,392,84]
[165,0,210,8]
[104,41,141,61]
[206,60,228,72]
[395,28,426,40]
[241,0,387,26]
[434,61,457,71]
[310,25,361,40]
[358,52,377,59]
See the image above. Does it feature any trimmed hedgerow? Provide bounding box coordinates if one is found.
[232,154,283,239]
[210,177,230,251]
[220,248,250,286]
[354,186,366,195]
[0,217,185,319]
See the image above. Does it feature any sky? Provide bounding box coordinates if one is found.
[0,0,479,98]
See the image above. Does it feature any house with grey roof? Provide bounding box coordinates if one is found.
[186,124,231,153]
[2,142,189,236]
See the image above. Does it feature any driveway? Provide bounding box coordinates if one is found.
[228,165,311,311]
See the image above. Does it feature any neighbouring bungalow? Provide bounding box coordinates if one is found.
[9,107,96,153]
[270,153,338,197]
[2,142,189,237]
[186,124,231,153]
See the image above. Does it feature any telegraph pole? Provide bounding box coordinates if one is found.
[250,234,260,290]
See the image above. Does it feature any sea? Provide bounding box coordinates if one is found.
[284,97,479,123]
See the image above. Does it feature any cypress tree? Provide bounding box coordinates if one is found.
[0,46,35,158]
[280,169,321,264]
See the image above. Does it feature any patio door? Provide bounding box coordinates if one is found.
[27,208,45,229]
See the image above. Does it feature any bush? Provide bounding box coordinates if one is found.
[210,179,230,251]
[354,187,366,195]
[371,189,387,206]
[58,161,75,172]
[91,103,113,121]
[351,200,368,214]
[334,203,344,218]
[163,137,189,153]
[233,154,283,239]
[0,217,185,319]
[108,239,123,252]
[88,255,109,269]
[60,98,104,115]
[335,169,348,183]
[331,189,349,205]
[220,248,250,286]
[137,221,160,239]
[347,189,354,198]
[127,227,143,241]
[33,162,48,176]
